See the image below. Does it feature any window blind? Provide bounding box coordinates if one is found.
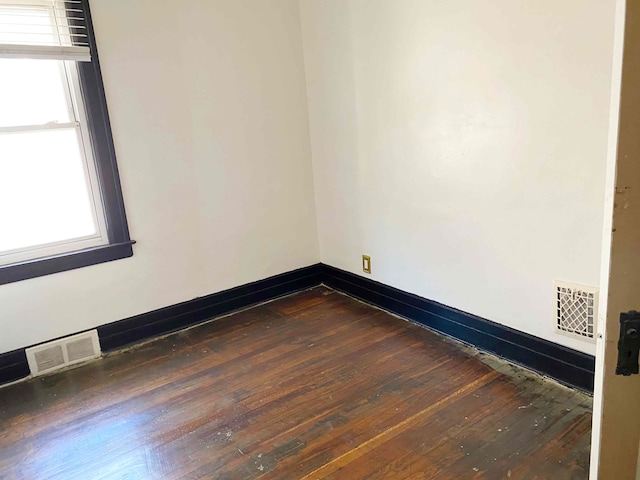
[0,0,90,61]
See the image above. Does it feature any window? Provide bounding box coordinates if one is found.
[0,0,133,285]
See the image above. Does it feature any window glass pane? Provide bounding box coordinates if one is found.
[0,129,97,253]
[0,59,71,127]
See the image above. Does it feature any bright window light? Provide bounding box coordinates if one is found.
[0,58,70,127]
[0,129,97,252]
[0,56,105,262]
[0,0,132,283]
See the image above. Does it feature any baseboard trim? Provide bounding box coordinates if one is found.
[98,264,323,352]
[0,349,30,386]
[320,264,595,393]
[0,262,595,392]
[0,264,322,386]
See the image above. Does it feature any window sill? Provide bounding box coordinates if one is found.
[0,241,135,285]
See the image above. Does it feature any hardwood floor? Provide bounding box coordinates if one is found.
[0,287,592,479]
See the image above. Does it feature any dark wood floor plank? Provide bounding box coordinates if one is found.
[320,375,521,480]
[0,287,592,480]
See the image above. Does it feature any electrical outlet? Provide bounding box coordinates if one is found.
[362,255,371,274]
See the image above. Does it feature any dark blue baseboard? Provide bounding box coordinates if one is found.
[0,264,322,386]
[0,263,595,392]
[98,264,323,351]
[320,264,595,393]
[0,349,29,386]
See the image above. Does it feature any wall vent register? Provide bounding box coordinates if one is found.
[554,280,598,343]
[25,330,101,376]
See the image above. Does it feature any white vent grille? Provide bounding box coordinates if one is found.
[66,337,95,362]
[26,330,101,376]
[33,345,64,372]
[554,281,598,342]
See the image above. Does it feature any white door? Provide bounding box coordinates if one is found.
[591,1,640,478]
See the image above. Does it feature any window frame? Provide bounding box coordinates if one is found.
[0,60,109,264]
[0,0,134,285]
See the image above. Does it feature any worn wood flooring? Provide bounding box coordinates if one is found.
[0,287,592,479]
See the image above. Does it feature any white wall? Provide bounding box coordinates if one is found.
[300,0,618,354]
[1,0,618,357]
[0,0,319,354]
